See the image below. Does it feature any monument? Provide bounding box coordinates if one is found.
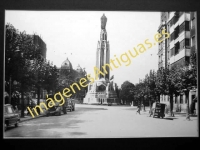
[83,14,119,105]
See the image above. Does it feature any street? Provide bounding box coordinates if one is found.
[4,104,198,138]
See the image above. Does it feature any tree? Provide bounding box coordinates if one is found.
[5,23,39,117]
[119,81,135,105]
[166,66,183,117]
[178,53,197,120]
[148,70,157,108]
[5,23,53,117]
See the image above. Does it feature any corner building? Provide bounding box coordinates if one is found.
[158,12,198,114]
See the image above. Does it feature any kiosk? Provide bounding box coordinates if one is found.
[153,102,166,118]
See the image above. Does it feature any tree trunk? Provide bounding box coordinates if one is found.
[21,90,24,117]
[143,97,146,111]
[149,97,152,114]
[169,93,174,117]
[37,86,40,115]
[185,91,190,120]
[149,97,151,108]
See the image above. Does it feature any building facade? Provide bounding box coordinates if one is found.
[158,12,198,114]
[33,35,47,59]
[57,58,87,102]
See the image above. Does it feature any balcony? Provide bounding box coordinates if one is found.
[191,26,195,37]
[170,48,187,64]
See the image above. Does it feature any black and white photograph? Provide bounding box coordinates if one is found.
[3,10,198,138]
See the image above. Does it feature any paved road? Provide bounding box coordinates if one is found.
[4,104,198,138]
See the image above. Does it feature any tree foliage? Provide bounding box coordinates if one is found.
[119,81,135,104]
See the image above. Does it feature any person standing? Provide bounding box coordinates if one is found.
[136,104,141,114]
[149,102,156,117]
[15,105,18,113]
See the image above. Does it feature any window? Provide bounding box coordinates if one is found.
[174,42,180,55]
[180,39,190,50]
[170,32,175,41]
[174,25,179,39]
[185,39,190,46]
[185,21,189,31]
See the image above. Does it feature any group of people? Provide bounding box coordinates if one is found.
[136,102,156,116]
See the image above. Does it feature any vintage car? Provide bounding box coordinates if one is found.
[4,104,20,131]
[46,95,67,116]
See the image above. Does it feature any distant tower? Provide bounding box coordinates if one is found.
[96,14,110,80]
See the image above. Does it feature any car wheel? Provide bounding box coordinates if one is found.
[15,120,19,127]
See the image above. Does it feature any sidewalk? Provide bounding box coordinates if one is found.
[18,109,47,122]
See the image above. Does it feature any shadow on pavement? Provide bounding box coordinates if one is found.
[163,117,179,120]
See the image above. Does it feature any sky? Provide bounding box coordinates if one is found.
[5,11,161,87]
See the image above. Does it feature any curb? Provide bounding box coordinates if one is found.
[20,115,45,123]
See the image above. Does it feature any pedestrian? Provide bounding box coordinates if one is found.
[136,104,141,115]
[141,103,144,111]
[149,102,156,117]
[15,105,18,113]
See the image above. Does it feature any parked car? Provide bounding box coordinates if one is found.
[67,99,75,111]
[46,105,62,116]
[46,94,67,117]
[4,104,20,131]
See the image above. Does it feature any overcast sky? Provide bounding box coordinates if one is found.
[5,11,160,87]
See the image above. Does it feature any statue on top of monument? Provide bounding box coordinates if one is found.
[101,14,107,29]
